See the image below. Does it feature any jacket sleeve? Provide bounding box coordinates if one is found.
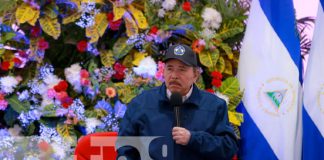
[116,100,141,160]
[186,100,238,160]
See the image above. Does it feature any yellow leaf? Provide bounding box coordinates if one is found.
[27,9,40,26]
[94,13,109,37]
[63,12,82,24]
[100,50,115,67]
[128,5,148,29]
[113,6,126,21]
[224,59,233,75]
[86,26,99,43]
[16,3,39,24]
[125,16,138,37]
[228,111,243,126]
[82,0,104,3]
[39,16,61,39]
[132,52,147,66]
[56,124,77,145]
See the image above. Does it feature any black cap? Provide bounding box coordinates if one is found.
[164,44,198,67]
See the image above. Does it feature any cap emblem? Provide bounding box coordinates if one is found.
[174,45,185,55]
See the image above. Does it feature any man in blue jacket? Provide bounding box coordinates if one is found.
[117,44,238,160]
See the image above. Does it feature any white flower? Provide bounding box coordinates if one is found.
[85,118,103,134]
[215,91,229,105]
[150,0,162,4]
[52,143,67,159]
[201,28,215,40]
[201,7,222,29]
[0,76,19,94]
[43,74,61,88]
[162,0,176,11]
[65,63,82,93]
[133,56,157,78]
[158,9,166,18]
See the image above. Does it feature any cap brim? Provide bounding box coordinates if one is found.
[163,57,196,67]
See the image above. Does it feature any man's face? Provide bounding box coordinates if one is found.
[163,59,199,96]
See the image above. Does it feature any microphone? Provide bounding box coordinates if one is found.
[170,92,183,127]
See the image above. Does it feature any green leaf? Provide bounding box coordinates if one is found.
[7,95,30,113]
[44,4,59,19]
[218,77,239,97]
[4,107,19,126]
[56,124,77,145]
[0,0,16,13]
[3,32,16,41]
[216,20,244,40]
[42,104,58,117]
[113,37,134,60]
[216,56,225,72]
[27,123,36,135]
[195,75,205,90]
[198,50,219,69]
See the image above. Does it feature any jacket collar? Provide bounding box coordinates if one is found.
[158,83,201,107]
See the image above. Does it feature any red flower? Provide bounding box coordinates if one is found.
[77,40,88,52]
[149,26,159,35]
[30,26,42,37]
[54,80,69,92]
[1,61,10,71]
[106,12,114,22]
[37,38,49,51]
[80,69,89,78]
[211,78,222,88]
[61,96,73,108]
[182,2,191,12]
[110,19,123,31]
[205,88,214,93]
[112,62,126,80]
[211,71,223,80]
[13,57,22,66]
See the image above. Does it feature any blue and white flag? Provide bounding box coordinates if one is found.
[237,0,302,159]
[303,0,324,159]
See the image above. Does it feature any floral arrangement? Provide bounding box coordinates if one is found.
[0,0,248,158]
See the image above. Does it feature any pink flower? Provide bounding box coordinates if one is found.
[47,88,56,99]
[0,100,8,110]
[81,79,90,86]
[155,61,165,81]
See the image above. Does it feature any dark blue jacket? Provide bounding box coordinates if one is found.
[117,83,238,160]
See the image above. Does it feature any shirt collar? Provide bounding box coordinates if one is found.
[166,85,193,102]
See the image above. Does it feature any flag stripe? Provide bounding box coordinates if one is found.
[321,0,324,11]
[238,0,302,159]
[302,108,324,159]
[238,103,278,160]
[260,0,302,82]
[302,2,324,159]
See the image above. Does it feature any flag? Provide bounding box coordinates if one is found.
[303,0,324,159]
[237,0,302,159]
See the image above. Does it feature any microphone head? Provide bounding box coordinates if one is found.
[170,92,183,106]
